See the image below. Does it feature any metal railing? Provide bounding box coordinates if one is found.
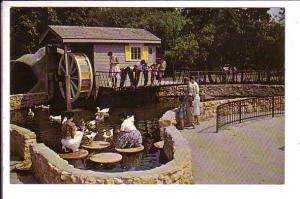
[176,70,284,85]
[95,70,185,89]
[216,96,284,132]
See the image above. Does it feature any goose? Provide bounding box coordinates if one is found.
[102,129,113,141]
[35,104,50,111]
[96,107,110,117]
[84,131,98,140]
[41,104,50,111]
[49,115,66,124]
[96,107,109,113]
[28,108,34,118]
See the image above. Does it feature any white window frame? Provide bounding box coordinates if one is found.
[130,44,143,61]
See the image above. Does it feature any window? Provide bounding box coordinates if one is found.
[131,47,141,60]
[148,47,153,54]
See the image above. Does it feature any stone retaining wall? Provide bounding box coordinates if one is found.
[199,98,247,120]
[10,92,48,110]
[159,84,284,100]
[30,125,193,184]
[27,110,193,184]
[10,124,37,161]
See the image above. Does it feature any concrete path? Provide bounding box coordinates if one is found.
[180,116,284,184]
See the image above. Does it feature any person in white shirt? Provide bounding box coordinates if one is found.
[108,52,121,88]
[116,113,142,148]
[133,60,147,87]
[190,76,201,125]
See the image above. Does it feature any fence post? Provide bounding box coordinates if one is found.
[241,71,243,83]
[239,100,242,123]
[216,107,219,133]
[272,96,275,117]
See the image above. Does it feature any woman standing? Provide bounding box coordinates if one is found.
[183,77,195,128]
[116,113,143,149]
[108,52,121,88]
[61,112,84,152]
[190,76,201,125]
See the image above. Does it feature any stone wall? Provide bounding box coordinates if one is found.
[27,109,193,184]
[159,84,284,100]
[30,125,193,184]
[10,92,48,110]
[200,84,284,99]
[10,124,37,161]
[199,98,247,120]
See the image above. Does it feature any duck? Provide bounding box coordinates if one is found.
[49,115,66,124]
[35,104,50,111]
[102,129,113,141]
[27,108,34,118]
[84,131,98,140]
[96,107,110,117]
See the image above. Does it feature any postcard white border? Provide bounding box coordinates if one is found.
[2,1,300,199]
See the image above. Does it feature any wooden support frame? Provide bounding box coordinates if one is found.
[64,44,72,111]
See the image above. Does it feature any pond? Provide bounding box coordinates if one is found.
[10,97,180,172]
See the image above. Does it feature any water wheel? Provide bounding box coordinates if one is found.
[58,53,93,102]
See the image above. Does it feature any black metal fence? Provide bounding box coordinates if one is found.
[216,96,285,132]
[176,70,284,85]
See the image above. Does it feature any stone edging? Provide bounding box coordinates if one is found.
[10,124,36,161]
[10,92,48,110]
[24,110,193,184]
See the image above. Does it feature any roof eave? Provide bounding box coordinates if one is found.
[62,38,161,44]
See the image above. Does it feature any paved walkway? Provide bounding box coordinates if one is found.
[180,116,284,184]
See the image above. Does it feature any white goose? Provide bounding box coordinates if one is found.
[103,129,114,141]
[35,104,50,111]
[28,108,34,118]
[49,115,67,124]
[84,131,98,140]
[87,114,102,129]
[96,107,110,117]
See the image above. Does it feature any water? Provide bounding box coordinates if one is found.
[10,98,179,172]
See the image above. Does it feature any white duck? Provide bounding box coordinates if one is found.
[35,104,50,111]
[84,131,98,140]
[87,114,103,129]
[96,107,110,117]
[49,115,67,124]
[27,108,34,118]
[103,129,114,141]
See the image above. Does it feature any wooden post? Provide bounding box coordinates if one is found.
[64,44,72,111]
[45,45,48,100]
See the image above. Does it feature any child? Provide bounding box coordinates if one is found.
[176,97,185,130]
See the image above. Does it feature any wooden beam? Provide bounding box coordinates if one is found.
[64,44,72,111]
[45,45,48,100]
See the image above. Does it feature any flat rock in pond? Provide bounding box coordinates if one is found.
[115,145,144,153]
[89,153,122,164]
[59,149,89,160]
[82,141,111,150]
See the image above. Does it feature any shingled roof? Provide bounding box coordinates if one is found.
[40,25,161,44]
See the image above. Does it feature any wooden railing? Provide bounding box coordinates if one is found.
[95,70,185,89]
[95,69,284,90]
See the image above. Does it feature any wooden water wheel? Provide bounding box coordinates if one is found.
[58,53,93,103]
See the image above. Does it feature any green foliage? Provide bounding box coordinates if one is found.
[10,7,284,71]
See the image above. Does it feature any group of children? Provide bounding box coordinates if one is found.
[108,51,167,88]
